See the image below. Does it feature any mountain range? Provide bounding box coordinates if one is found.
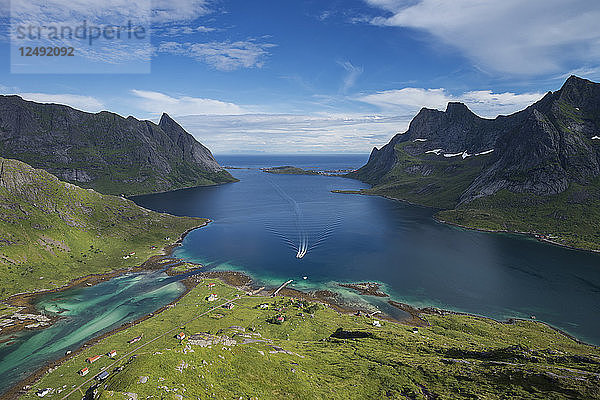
[351,76,600,250]
[0,96,236,196]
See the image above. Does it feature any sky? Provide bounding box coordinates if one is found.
[1,0,600,154]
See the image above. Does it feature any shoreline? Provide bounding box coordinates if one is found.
[5,182,600,396]
[433,215,600,254]
[1,221,209,400]
[333,187,600,254]
[6,265,598,399]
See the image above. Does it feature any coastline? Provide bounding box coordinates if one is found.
[433,215,600,254]
[333,188,600,254]
[0,221,209,400]
[7,264,598,399]
[5,181,600,397]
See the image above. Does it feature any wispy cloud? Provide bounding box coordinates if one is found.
[158,39,276,70]
[364,0,600,75]
[17,93,105,112]
[130,89,247,115]
[155,25,217,36]
[151,0,210,24]
[357,87,544,117]
[176,113,406,154]
[7,0,213,67]
[339,61,363,93]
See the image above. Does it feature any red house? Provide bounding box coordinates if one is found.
[86,355,102,363]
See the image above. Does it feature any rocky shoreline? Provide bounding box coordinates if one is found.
[0,222,209,400]
[4,218,598,398]
[335,188,600,254]
[339,282,389,297]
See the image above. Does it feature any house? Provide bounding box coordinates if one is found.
[96,370,109,381]
[207,283,216,288]
[412,327,419,334]
[107,350,117,358]
[86,355,102,363]
[223,303,234,310]
[150,246,157,250]
[78,367,89,376]
[276,315,285,322]
[176,332,186,340]
[207,293,218,302]
[36,388,50,397]
[259,304,268,309]
[129,252,136,256]
[372,320,382,327]
[128,334,142,344]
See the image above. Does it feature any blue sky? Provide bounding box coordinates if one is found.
[1,0,600,153]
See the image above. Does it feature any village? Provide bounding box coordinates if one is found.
[22,277,600,400]
[28,278,370,398]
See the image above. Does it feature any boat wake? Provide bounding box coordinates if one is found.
[265,177,341,260]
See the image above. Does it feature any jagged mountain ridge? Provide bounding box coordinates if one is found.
[353,76,600,205]
[0,96,236,195]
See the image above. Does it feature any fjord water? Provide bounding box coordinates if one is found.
[135,155,600,345]
[0,271,185,393]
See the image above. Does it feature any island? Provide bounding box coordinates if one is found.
[261,166,321,175]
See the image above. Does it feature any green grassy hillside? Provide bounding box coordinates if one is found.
[355,143,600,251]
[23,279,600,399]
[359,142,491,209]
[437,181,600,251]
[0,157,204,299]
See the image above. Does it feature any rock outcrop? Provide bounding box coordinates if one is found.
[352,76,600,205]
[0,96,236,195]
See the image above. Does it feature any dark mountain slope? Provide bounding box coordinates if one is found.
[350,76,600,250]
[0,96,236,196]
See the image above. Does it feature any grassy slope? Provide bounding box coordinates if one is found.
[263,166,320,176]
[361,142,491,209]
[438,183,600,251]
[74,163,237,197]
[361,143,600,251]
[24,280,600,399]
[0,157,204,299]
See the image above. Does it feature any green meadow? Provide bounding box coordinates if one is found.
[24,279,600,400]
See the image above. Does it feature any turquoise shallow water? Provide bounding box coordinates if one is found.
[0,271,185,393]
[136,155,600,345]
[1,154,599,395]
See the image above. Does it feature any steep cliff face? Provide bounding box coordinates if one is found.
[353,76,600,206]
[350,76,600,249]
[0,96,236,195]
[462,76,600,202]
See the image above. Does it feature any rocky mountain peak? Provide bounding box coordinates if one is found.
[0,96,235,195]
[445,101,472,116]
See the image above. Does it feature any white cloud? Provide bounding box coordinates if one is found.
[156,25,216,36]
[10,0,209,24]
[339,61,363,93]
[8,0,212,67]
[365,0,600,75]
[176,113,406,154]
[17,93,105,112]
[130,89,247,116]
[358,88,450,111]
[357,87,544,118]
[158,40,276,70]
[459,90,545,116]
[151,0,210,24]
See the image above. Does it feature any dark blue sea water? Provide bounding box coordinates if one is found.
[134,154,600,346]
[1,154,599,395]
